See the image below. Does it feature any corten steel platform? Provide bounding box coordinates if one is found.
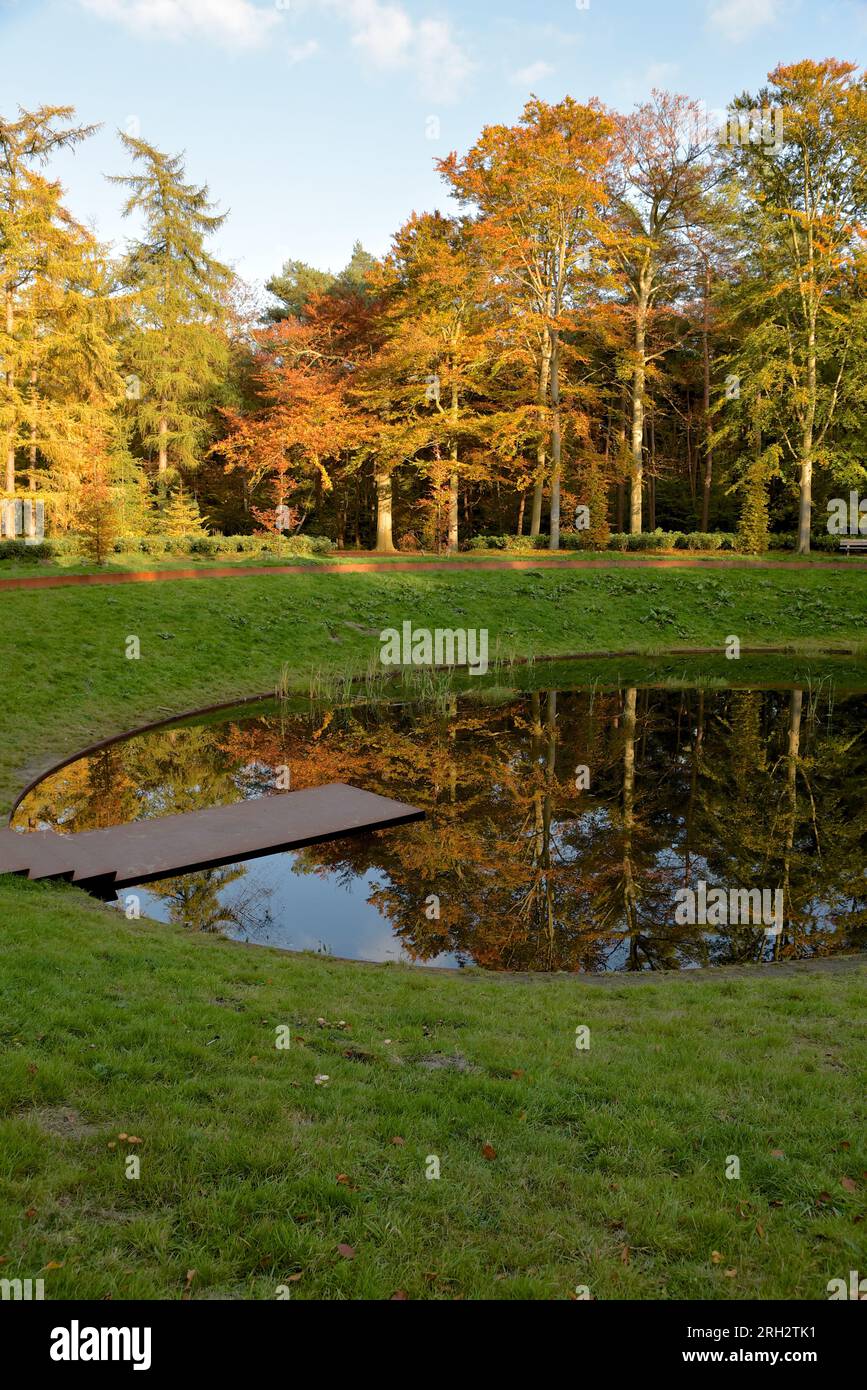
[0,784,424,901]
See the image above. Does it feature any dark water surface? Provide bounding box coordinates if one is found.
[13,674,867,971]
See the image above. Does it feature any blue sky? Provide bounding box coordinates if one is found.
[2,0,865,297]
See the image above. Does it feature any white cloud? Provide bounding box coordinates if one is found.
[707,0,782,42]
[512,60,554,86]
[287,38,320,65]
[78,0,280,48]
[324,1,473,101]
[79,0,475,100]
[416,17,474,102]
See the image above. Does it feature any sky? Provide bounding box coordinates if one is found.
[2,0,866,300]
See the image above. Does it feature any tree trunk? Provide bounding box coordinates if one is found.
[797,311,817,555]
[548,330,562,550]
[630,281,649,533]
[158,415,168,475]
[700,265,714,532]
[516,489,526,537]
[5,287,15,493]
[530,331,552,537]
[375,469,396,552]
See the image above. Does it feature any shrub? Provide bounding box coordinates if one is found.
[0,539,56,562]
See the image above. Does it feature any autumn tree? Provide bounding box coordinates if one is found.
[0,105,120,496]
[440,97,613,549]
[607,92,720,532]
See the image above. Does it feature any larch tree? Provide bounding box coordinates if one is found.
[439,97,613,549]
[109,134,233,485]
[0,105,100,494]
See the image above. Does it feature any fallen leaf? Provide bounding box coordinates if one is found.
[284,1273,302,1283]
[390,1136,406,1147]
[24,1207,37,1220]
[481,1143,497,1161]
[337,1243,355,1260]
[755,1222,766,1240]
[711,1251,723,1264]
[314,1075,330,1086]
[336,1174,352,1185]
[41,1261,64,1271]
[841,1176,858,1193]
[390,1290,408,1300]
[620,1245,630,1265]
[770,1149,784,1159]
[839,1141,851,1151]
[26,1063,37,1075]
[724,1268,737,1278]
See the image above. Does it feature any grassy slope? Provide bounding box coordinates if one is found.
[1,567,865,1300]
[0,876,864,1301]
[1,565,866,814]
[0,548,859,579]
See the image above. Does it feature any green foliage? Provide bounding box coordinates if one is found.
[0,539,56,562]
[110,135,232,477]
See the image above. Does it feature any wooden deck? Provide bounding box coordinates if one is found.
[0,784,424,901]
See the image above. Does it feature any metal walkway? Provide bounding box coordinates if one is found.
[0,784,424,901]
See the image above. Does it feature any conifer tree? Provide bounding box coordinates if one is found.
[162,486,208,536]
[0,105,104,494]
[110,135,232,483]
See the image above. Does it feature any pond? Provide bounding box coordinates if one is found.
[12,667,867,971]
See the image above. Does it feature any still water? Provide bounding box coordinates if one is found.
[13,675,867,971]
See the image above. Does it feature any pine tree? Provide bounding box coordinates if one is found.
[110,135,232,483]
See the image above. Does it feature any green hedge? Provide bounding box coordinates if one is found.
[465,530,740,553]
[0,540,57,562]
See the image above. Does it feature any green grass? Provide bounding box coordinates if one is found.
[0,546,860,579]
[1,565,865,814]
[1,876,864,1301]
[0,565,865,1300]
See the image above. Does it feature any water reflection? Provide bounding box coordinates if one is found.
[13,680,867,971]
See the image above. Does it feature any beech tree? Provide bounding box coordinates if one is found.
[608,92,719,532]
[721,60,867,553]
[440,97,613,549]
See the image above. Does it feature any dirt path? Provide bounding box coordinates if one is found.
[1,553,863,592]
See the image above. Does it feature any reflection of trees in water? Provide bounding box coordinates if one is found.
[15,683,866,971]
[146,864,274,936]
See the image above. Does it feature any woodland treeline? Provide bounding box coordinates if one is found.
[2,59,865,554]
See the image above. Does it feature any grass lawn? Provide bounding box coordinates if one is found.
[0,876,864,1301]
[0,546,862,580]
[0,565,865,1301]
